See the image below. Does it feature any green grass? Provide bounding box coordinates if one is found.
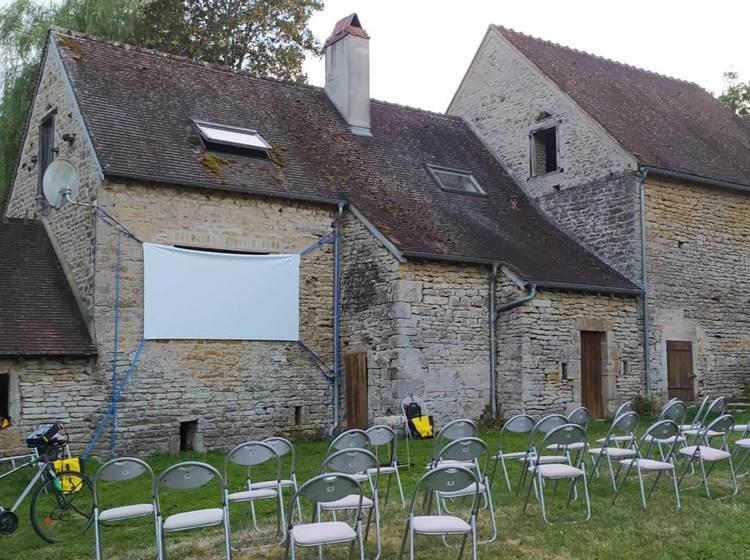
[2,419,750,559]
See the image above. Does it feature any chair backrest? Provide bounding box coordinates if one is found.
[436,437,489,475]
[366,425,397,466]
[687,395,711,427]
[527,413,567,453]
[287,473,363,527]
[432,419,477,459]
[329,429,370,453]
[157,461,226,514]
[638,420,681,460]
[225,441,281,486]
[539,424,588,463]
[600,411,640,447]
[263,436,296,476]
[567,407,591,429]
[409,466,480,518]
[702,414,734,447]
[658,399,687,424]
[496,414,535,452]
[613,401,634,419]
[321,448,380,488]
[94,457,155,507]
[700,397,728,425]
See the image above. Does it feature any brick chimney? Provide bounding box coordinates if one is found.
[324,14,371,136]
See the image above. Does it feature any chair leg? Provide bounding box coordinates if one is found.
[154,514,164,560]
[636,467,647,510]
[500,456,512,491]
[646,470,664,502]
[457,533,468,560]
[394,464,406,507]
[409,525,415,560]
[537,474,551,525]
[358,521,366,560]
[399,519,410,560]
[223,506,232,560]
[93,511,102,560]
[581,471,592,522]
[472,515,478,560]
[699,457,711,498]
[612,462,633,504]
[671,467,681,511]
[522,470,536,515]
[728,456,739,496]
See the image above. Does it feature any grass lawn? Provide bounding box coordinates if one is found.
[1,418,749,560]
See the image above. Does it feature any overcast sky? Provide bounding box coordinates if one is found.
[302,0,750,112]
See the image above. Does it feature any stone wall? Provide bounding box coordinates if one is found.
[497,289,643,417]
[5,40,100,317]
[0,358,101,457]
[645,176,750,399]
[87,180,337,455]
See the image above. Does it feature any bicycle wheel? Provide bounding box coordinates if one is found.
[30,469,95,543]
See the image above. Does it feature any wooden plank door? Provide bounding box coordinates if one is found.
[581,331,604,418]
[667,341,694,401]
[344,352,368,429]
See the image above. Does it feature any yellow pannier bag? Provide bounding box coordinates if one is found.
[410,415,434,438]
[53,457,83,493]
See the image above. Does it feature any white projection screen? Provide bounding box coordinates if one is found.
[143,243,300,341]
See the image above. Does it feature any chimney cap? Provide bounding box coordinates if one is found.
[324,13,369,48]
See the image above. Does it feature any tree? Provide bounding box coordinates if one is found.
[0,0,323,207]
[718,71,750,116]
[144,0,322,79]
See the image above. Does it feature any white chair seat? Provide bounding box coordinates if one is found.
[588,447,637,458]
[291,521,356,546]
[596,435,633,444]
[735,438,750,449]
[493,450,526,460]
[99,503,154,522]
[529,464,584,479]
[519,455,568,464]
[619,458,674,471]
[367,466,397,475]
[319,494,374,510]
[227,488,277,502]
[426,460,475,470]
[250,479,295,490]
[163,508,223,532]
[679,424,699,431]
[679,446,731,462]
[436,482,485,499]
[732,424,748,433]
[412,515,471,534]
[682,429,724,438]
[545,442,585,451]
[643,434,686,444]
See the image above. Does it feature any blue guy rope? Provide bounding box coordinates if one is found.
[300,232,334,257]
[111,231,122,455]
[297,340,335,382]
[83,337,147,460]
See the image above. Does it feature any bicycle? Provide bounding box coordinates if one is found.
[0,420,95,543]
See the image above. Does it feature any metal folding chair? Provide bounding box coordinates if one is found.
[733,424,750,476]
[156,461,231,560]
[328,429,370,454]
[595,401,635,448]
[588,411,640,491]
[400,465,479,560]
[643,399,688,463]
[319,448,382,559]
[224,441,285,550]
[613,419,682,510]
[93,457,160,560]
[682,397,728,444]
[516,413,568,493]
[285,473,365,560]
[489,414,535,491]
[428,419,478,470]
[366,425,406,507]
[680,395,710,432]
[678,414,738,499]
[523,423,592,524]
[434,437,496,543]
[253,437,302,519]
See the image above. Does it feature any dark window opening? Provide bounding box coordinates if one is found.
[531,126,558,176]
[0,374,9,421]
[622,360,629,376]
[174,245,269,255]
[203,140,270,159]
[560,362,568,380]
[294,406,302,425]
[179,420,198,452]
[38,111,56,191]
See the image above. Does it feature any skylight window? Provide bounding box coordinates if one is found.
[193,119,271,155]
[427,165,485,195]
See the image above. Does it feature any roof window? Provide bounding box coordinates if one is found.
[193,119,271,155]
[427,165,485,195]
[531,125,559,176]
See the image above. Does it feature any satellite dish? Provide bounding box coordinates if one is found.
[42,160,80,209]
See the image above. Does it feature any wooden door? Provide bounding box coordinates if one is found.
[581,331,604,418]
[667,341,694,401]
[344,352,368,429]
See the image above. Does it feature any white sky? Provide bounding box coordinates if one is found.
[302,0,750,112]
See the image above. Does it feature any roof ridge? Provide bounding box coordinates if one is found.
[371,98,461,121]
[493,25,703,90]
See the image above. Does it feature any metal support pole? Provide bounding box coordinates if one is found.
[489,263,498,417]
[638,170,651,396]
[329,202,344,435]
[111,231,122,455]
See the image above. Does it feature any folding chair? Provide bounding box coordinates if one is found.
[678,414,738,499]
[682,397,728,444]
[547,407,590,452]
[489,414,535,491]
[319,448,382,559]
[434,437,496,543]
[643,399,688,463]
[428,419,478,470]
[252,437,301,519]
[401,395,429,466]
[588,411,640,491]
[285,473,365,560]
[523,424,591,524]
[93,457,160,560]
[680,395,710,432]
[156,461,231,560]
[516,413,568,493]
[400,465,479,560]
[328,429,370,454]
[733,424,750,476]
[224,441,285,550]
[595,401,635,448]
[613,419,682,510]
[366,425,406,507]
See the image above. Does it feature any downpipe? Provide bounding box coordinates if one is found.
[328,202,345,436]
[638,169,651,396]
[489,264,498,417]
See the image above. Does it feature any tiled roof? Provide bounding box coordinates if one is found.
[0,219,96,356]
[497,26,750,188]
[53,30,638,292]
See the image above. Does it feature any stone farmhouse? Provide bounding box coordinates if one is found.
[449,26,750,406]
[0,16,746,456]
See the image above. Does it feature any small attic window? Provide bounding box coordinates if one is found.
[427,165,485,195]
[530,125,559,176]
[193,119,271,156]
